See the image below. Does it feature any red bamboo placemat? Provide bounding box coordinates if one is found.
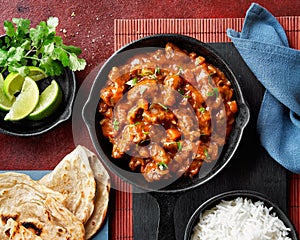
[112,17,300,239]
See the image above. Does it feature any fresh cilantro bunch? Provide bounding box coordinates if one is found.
[0,17,86,76]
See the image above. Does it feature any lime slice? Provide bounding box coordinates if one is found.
[4,77,39,121]
[0,73,15,111]
[3,67,46,101]
[27,66,47,81]
[3,72,25,101]
[28,80,63,121]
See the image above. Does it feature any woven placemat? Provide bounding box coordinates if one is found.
[112,17,300,239]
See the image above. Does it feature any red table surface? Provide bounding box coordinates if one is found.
[0,0,299,168]
[0,1,300,239]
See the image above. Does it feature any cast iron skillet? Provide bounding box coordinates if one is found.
[184,190,299,240]
[83,34,250,239]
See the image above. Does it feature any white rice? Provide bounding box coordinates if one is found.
[191,197,292,240]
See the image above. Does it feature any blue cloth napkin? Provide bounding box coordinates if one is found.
[227,3,300,173]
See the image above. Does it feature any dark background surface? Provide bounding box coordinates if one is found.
[133,43,290,240]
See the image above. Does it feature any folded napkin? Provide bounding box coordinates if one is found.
[227,3,300,173]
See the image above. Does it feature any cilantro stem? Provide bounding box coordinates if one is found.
[24,56,40,61]
[24,47,37,57]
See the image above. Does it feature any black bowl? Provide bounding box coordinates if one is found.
[83,34,250,192]
[0,68,76,137]
[184,190,298,240]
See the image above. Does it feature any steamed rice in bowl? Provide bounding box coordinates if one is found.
[185,191,298,240]
[191,197,291,240]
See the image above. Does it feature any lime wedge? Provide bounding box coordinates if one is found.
[28,80,62,121]
[4,77,39,121]
[3,67,46,101]
[27,66,47,81]
[0,73,15,111]
[3,72,25,101]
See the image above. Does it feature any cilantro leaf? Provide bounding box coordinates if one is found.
[113,119,119,130]
[53,47,69,67]
[68,52,86,71]
[158,162,168,171]
[0,49,8,65]
[39,56,64,76]
[4,20,15,38]
[126,77,138,87]
[0,17,86,76]
[46,17,59,32]
[61,44,82,55]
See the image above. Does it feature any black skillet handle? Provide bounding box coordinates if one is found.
[149,191,182,240]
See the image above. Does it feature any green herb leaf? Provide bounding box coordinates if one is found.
[61,44,82,55]
[139,68,153,76]
[0,49,8,65]
[68,52,86,71]
[130,122,141,126]
[157,102,168,111]
[177,141,183,151]
[204,149,210,160]
[0,17,86,76]
[126,77,138,87]
[113,119,119,130]
[158,162,168,171]
[46,17,59,32]
[207,87,219,98]
[165,141,182,151]
[198,107,206,113]
[155,67,161,75]
[4,20,16,38]
[39,56,64,76]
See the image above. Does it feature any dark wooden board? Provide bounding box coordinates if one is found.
[132,43,289,240]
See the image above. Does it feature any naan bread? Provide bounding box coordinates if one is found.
[39,146,96,224]
[4,218,42,240]
[0,172,85,240]
[80,146,110,239]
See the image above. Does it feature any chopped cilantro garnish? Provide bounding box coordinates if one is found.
[126,77,138,87]
[198,107,206,113]
[165,141,182,151]
[204,149,210,160]
[129,122,141,126]
[113,119,119,130]
[177,141,183,151]
[178,88,191,98]
[139,68,154,76]
[155,67,161,75]
[207,87,219,98]
[158,162,168,171]
[183,95,191,98]
[138,68,157,79]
